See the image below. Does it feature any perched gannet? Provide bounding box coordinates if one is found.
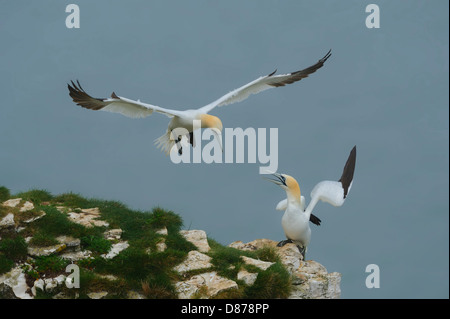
[68,50,331,155]
[265,146,356,259]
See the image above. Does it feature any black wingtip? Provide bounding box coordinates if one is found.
[111,92,119,99]
[321,49,332,63]
[68,80,76,95]
[349,145,357,163]
[339,145,357,198]
[68,79,81,92]
[268,69,277,77]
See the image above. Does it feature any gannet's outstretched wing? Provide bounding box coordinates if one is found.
[198,50,331,114]
[305,146,357,215]
[68,80,184,118]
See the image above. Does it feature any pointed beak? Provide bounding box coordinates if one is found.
[211,128,223,153]
[262,173,287,186]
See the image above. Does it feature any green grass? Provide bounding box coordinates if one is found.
[141,278,177,299]
[0,236,28,261]
[32,205,100,239]
[45,194,195,296]
[111,206,191,294]
[206,238,292,299]
[28,191,196,297]
[208,241,247,280]
[0,187,295,299]
[52,192,91,208]
[0,205,7,219]
[90,246,184,293]
[80,235,112,254]
[0,186,10,202]
[0,254,14,274]
[33,255,69,274]
[29,231,59,247]
[0,225,28,275]
[243,262,292,298]
[207,238,281,281]
[147,207,183,230]
[32,206,84,237]
[63,268,131,299]
[252,245,280,263]
[14,189,53,205]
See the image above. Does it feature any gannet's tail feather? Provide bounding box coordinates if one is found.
[154,131,175,155]
[309,214,322,226]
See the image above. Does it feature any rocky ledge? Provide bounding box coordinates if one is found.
[0,196,340,299]
[174,234,341,299]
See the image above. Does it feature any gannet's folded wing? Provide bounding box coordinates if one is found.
[276,197,320,225]
[276,198,287,211]
[275,196,306,211]
[68,80,183,118]
[198,50,331,114]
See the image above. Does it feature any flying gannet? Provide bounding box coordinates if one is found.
[265,145,356,259]
[68,50,331,155]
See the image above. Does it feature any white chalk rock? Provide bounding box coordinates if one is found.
[179,230,210,252]
[0,267,33,299]
[2,198,22,208]
[241,256,274,271]
[19,201,34,212]
[173,250,212,274]
[101,241,129,259]
[175,271,238,299]
[237,269,258,286]
[0,213,15,229]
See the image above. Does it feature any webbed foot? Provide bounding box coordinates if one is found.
[277,239,293,247]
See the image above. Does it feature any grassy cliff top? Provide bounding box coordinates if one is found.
[0,186,294,299]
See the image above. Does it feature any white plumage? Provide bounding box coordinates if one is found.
[68,50,331,155]
[265,145,357,259]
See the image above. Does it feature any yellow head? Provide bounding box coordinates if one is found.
[265,173,301,202]
[284,174,301,200]
[199,114,223,131]
[199,114,223,151]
